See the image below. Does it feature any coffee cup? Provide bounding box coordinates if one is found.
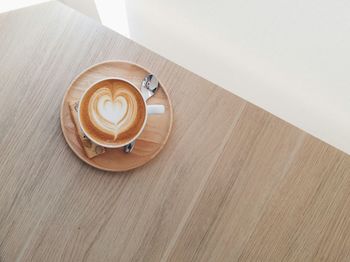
[78,77,164,148]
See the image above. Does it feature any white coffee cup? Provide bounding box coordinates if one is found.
[78,77,164,148]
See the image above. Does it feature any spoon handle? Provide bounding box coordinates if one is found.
[123,140,136,153]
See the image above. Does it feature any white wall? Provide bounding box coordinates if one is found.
[124,0,350,154]
[94,0,129,37]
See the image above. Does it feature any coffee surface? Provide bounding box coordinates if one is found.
[79,79,146,146]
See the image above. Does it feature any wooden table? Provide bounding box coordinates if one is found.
[0,2,349,261]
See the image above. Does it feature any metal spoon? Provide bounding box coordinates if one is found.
[124,140,136,153]
[123,74,159,153]
[140,74,159,101]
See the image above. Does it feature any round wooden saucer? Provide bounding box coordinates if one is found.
[60,61,173,171]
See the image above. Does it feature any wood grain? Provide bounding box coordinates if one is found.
[60,60,173,171]
[0,2,349,262]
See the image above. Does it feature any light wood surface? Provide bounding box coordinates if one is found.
[61,60,173,171]
[0,2,349,262]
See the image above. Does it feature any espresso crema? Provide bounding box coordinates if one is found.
[79,79,146,147]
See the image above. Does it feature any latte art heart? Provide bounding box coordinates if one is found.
[97,95,127,125]
[88,86,138,140]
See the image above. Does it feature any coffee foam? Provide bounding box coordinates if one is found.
[88,85,137,140]
[79,79,146,146]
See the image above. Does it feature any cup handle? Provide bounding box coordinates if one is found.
[147,105,165,115]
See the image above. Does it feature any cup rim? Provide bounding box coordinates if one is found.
[78,77,148,148]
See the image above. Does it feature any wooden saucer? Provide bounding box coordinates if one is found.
[60,61,173,171]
